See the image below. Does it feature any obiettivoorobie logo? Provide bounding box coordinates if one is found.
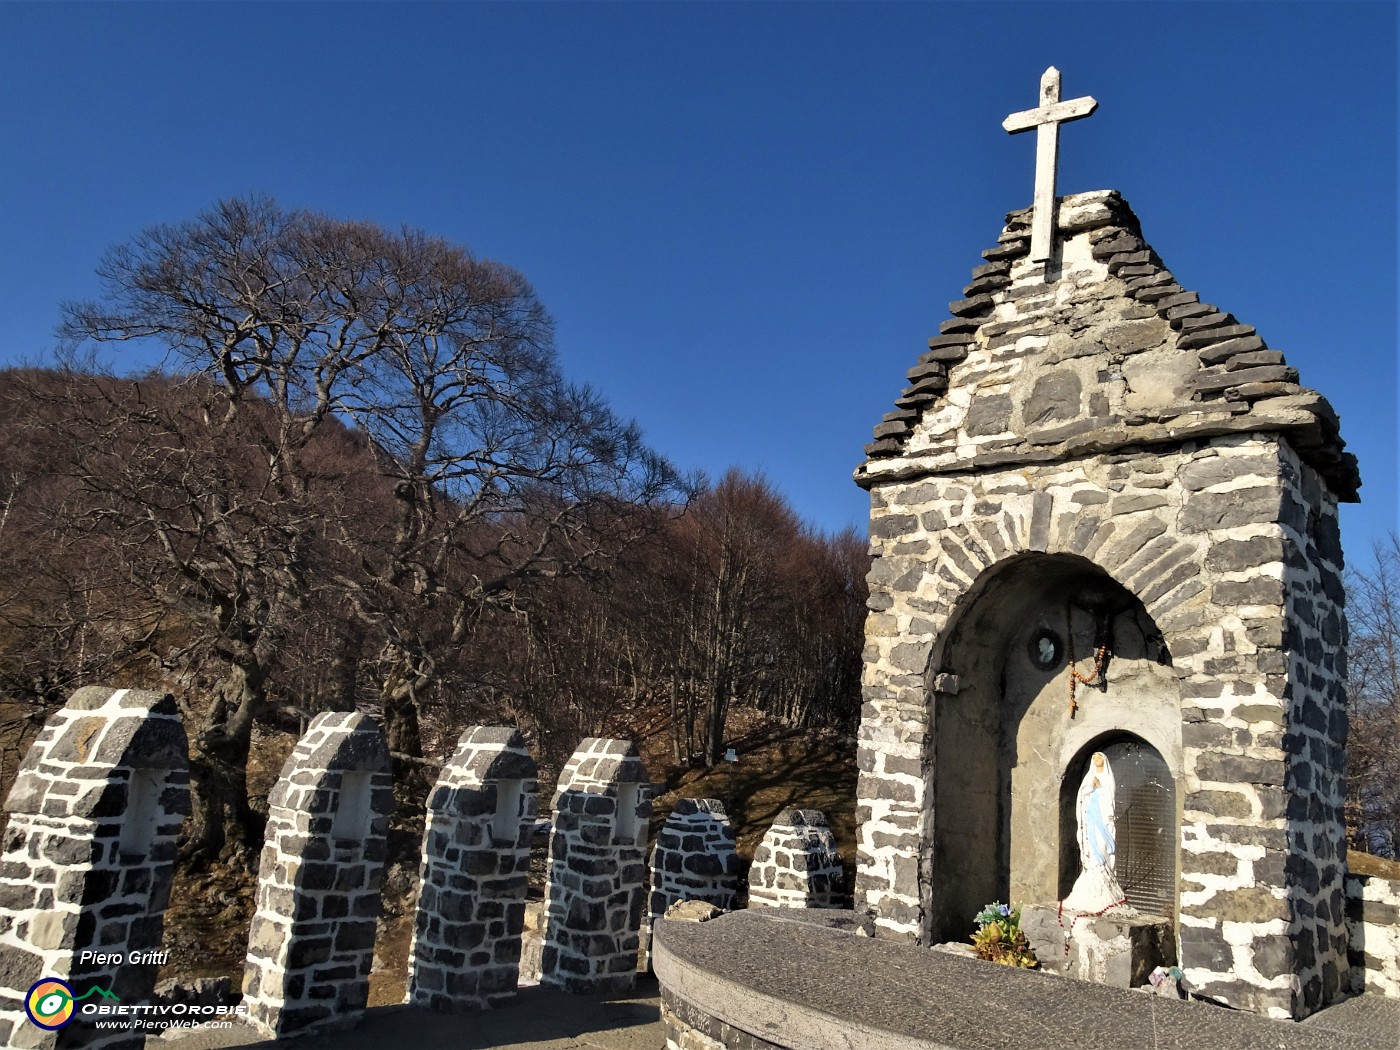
[25,978,120,1030]
[24,978,121,1030]
[24,973,248,1033]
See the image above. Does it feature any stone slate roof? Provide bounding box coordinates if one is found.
[856,191,1360,501]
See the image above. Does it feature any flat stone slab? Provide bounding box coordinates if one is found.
[653,910,1400,1050]
[1298,994,1400,1046]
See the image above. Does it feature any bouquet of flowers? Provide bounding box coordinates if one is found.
[970,901,1038,968]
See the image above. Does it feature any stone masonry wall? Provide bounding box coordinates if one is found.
[1346,870,1400,996]
[853,191,1357,1020]
[242,712,391,1039]
[748,809,844,909]
[855,437,1306,1012]
[1277,442,1350,1009]
[0,686,188,1050]
[408,726,536,1012]
[540,738,650,993]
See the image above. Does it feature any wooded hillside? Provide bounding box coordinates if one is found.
[0,197,868,883]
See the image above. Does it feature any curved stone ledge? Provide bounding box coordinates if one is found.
[653,910,1390,1050]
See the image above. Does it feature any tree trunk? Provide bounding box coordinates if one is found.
[180,672,263,871]
[384,689,423,759]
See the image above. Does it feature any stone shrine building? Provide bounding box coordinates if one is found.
[852,73,1359,1022]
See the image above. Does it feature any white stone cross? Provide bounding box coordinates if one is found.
[1003,67,1098,263]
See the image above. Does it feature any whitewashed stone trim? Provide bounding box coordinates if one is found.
[748,810,843,909]
[0,686,189,1050]
[540,737,649,993]
[407,725,536,1012]
[1346,870,1400,996]
[241,712,391,1039]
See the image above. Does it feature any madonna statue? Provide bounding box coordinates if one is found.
[1061,751,1127,914]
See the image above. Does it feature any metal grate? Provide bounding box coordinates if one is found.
[1103,739,1175,918]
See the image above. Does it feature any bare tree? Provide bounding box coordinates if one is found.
[54,195,682,866]
[1347,535,1400,858]
[647,471,866,766]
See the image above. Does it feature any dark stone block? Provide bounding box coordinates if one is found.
[927,334,974,351]
[286,936,335,970]
[1194,753,1284,786]
[1182,723,1235,749]
[1213,577,1283,607]
[1185,790,1252,820]
[1197,335,1267,366]
[948,294,993,318]
[1174,310,1235,332]
[1181,487,1281,532]
[1206,536,1285,573]
[1024,371,1083,426]
[1178,324,1257,350]
[982,240,1026,261]
[333,919,377,954]
[0,946,44,994]
[1178,924,1232,971]
[1195,365,1299,395]
[966,395,1013,437]
[79,868,121,907]
[1225,350,1287,371]
[1131,281,1184,302]
[1209,887,1290,924]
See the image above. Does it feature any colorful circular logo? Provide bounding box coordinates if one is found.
[25,978,75,1030]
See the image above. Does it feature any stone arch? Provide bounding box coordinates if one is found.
[242,712,391,1039]
[408,726,537,1013]
[0,686,189,1050]
[539,738,649,994]
[748,809,844,909]
[918,552,1182,945]
[937,507,1203,634]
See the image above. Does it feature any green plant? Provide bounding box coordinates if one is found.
[970,901,1038,968]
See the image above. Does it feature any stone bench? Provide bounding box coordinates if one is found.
[653,910,1395,1050]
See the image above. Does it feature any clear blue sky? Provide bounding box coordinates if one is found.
[1,2,1395,565]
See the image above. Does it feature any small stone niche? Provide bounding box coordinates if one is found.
[241,712,391,1039]
[408,726,537,1013]
[0,686,189,1050]
[118,768,166,857]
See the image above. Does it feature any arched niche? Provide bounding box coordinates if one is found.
[922,552,1181,945]
[1059,734,1178,918]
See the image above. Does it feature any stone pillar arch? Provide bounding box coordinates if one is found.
[408,726,536,1012]
[0,686,189,1050]
[748,809,844,909]
[648,798,739,921]
[241,712,391,1039]
[539,738,649,993]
